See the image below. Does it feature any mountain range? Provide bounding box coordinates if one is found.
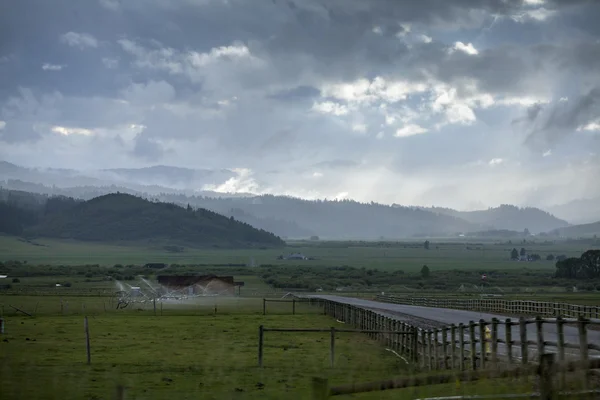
[1,160,597,239]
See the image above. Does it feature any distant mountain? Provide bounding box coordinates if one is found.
[545,198,600,225]
[0,160,249,198]
[0,191,285,248]
[415,204,569,234]
[0,160,576,239]
[550,221,600,238]
[190,195,477,239]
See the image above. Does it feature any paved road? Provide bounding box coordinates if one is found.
[304,295,600,360]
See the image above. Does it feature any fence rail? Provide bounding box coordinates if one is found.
[258,325,413,367]
[374,295,600,319]
[312,354,600,399]
[311,298,600,378]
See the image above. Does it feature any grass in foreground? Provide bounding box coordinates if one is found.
[0,297,542,400]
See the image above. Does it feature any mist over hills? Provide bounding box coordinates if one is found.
[0,161,250,198]
[1,160,587,238]
[0,182,572,241]
[415,205,569,234]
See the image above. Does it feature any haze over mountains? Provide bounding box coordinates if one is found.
[2,160,595,240]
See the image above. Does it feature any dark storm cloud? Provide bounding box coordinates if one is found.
[521,87,600,147]
[267,86,321,102]
[0,121,41,143]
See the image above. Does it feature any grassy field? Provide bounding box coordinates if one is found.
[0,235,595,272]
[0,297,538,400]
[1,235,595,398]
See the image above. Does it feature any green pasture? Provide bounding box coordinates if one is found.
[0,235,593,272]
[0,296,537,400]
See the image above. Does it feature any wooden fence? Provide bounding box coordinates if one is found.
[257,326,413,367]
[262,298,319,315]
[375,294,600,319]
[311,354,600,399]
[315,299,600,377]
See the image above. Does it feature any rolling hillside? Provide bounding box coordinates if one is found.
[419,204,569,234]
[1,192,285,248]
[550,221,600,238]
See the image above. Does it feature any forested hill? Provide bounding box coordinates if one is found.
[0,184,570,239]
[550,221,600,238]
[0,191,285,248]
[417,204,569,234]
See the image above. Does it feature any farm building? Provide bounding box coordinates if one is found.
[156,275,242,296]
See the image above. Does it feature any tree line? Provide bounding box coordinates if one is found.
[555,250,600,279]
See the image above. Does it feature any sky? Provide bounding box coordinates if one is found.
[1,0,600,210]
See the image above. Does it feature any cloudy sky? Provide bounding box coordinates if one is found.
[1,0,599,210]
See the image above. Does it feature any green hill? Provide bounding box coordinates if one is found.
[551,221,600,238]
[20,193,285,248]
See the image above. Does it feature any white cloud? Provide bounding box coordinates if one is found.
[489,158,504,166]
[511,8,556,23]
[352,123,367,133]
[312,101,349,116]
[543,150,552,157]
[102,58,119,69]
[51,126,94,136]
[524,0,545,5]
[312,171,323,178]
[395,124,428,138]
[0,121,5,130]
[419,34,433,44]
[202,168,260,193]
[42,63,64,71]
[321,77,428,105]
[60,32,99,49]
[372,26,383,35]
[578,121,600,132]
[452,42,479,55]
[187,44,253,67]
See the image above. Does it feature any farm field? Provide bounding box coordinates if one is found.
[0,297,535,400]
[0,235,594,272]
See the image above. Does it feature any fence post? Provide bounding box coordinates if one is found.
[427,330,433,370]
[450,324,456,369]
[505,318,513,365]
[577,317,589,390]
[535,316,545,362]
[556,316,565,389]
[311,377,329,400]
[258,325,264,367]
[330,327,335,368]
[458,323,465,371]
[412,328,419,363]
[491,318,498,369]
[263,298,266,315]
[479,320,486,369]
[292,299,296,315]
[469,321,477,370]
[433,328,439,369]
[519,317,528,365]
[442,327,448,369]
[84,316,91,365]
[539,353,555,400]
